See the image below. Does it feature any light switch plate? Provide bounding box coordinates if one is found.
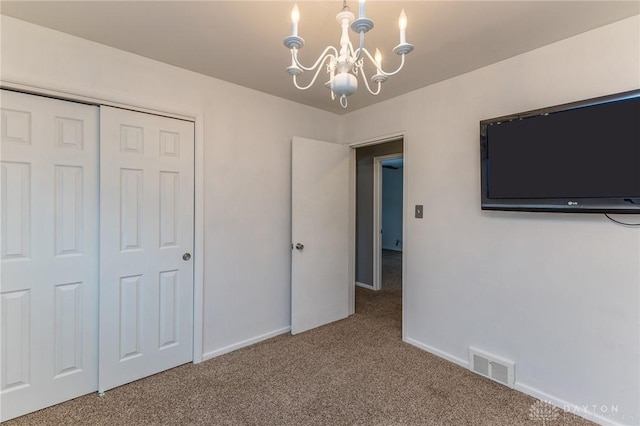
[415,205,423,219]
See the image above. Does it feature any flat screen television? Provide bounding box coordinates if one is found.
[480,89,640,213]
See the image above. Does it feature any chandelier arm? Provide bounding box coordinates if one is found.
[360,48,407,77]
[356,31,365,61]
[354,46,371,67]
[348,31,365,62]
[358,63,382,95]
[348,41,357,61]
[380,53,406,77]
[292,55,335,90]
[292,46,339,72]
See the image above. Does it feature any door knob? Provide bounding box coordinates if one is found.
[183,253,191,261]
[295,243,304,250]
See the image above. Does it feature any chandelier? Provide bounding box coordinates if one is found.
[283,0,413,109]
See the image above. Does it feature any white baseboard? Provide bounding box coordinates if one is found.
[403,336,469,368]
[201,326,290,361]
[404,336,630,426]
[356,281,374,290]
[515,382,631,426]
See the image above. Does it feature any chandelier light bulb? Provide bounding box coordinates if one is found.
[291,4,300,36]
[375,48,382,72]
[399,9,407,30]
[399,9,407,44]
[358,0,366,19]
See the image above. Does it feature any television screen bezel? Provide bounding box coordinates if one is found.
[480,89,640,214]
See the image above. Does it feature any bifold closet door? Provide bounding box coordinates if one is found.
[0,90,99,421]
[98,106,194,393]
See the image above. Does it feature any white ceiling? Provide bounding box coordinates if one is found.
[2,1,638,115]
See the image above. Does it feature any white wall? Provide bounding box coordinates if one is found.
[0,15,341,359]
[341,16,640,426]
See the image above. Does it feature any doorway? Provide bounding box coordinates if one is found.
[354,139,404,314]
[373,154,403,291]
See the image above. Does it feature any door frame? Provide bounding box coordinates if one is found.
[348,132,407,340]
[373,153,403,291]
[0,81,206,363]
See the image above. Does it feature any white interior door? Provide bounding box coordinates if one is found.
[0,90,99,421]
[99,106,194,392]
[291,136,350,335]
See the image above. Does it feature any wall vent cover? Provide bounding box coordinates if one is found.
[469,347,515,388]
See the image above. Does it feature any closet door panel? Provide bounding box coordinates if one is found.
[98,106,194,393]
[0,90,99,421]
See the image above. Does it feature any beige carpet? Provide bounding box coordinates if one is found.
[382,249,402,292]
[7,281,593,425]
